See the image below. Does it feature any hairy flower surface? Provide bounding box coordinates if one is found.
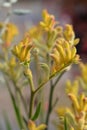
[28,10,80,69]
[56,93,87,130]
[28,10,62,58]
[50,24,80,74]
[66,79,87,113]
[12,35,33,63]
[55,80,87,130]
[40,9,56,31]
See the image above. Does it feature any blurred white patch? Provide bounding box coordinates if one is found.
[13,9,31,15]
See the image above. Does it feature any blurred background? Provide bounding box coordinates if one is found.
[0,0,87,129]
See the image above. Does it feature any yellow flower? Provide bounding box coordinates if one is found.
[0,56,21,81]
[28,120,46,130]
[68,93,80,111]
[50,38,80,74]
[0,22,18,47]
[68,92,87,125]
[66,83,87,112]
[8,56,17,68]
[63,24,80,46]
[64,24,75,42]
[7,57,19,79]
[66,80,79,96]
[55,107,76,130]
[55,92,87,130]
[55,75,87,130]
[56,107,71,117]
[40,10,56,31]
[12,35,33,63]
[28,11,80,63]
[29,25,43,41]
[79,63,87,86]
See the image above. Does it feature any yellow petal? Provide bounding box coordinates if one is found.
[37,124,47,130]
[74,38,80,45]
[71,47,77,59]
[56,44,65,61]
[68,93,80,111]
[50,53,59,64]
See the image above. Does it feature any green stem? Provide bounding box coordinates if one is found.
[45,80,54,127]
[54,70,66,89]
[45,70,65,130]
[29,91,35,118]
[34,69,66,94]
[34,80,47,94]
[28,77,35,92]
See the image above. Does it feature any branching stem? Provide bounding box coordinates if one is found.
[45,70,66,130]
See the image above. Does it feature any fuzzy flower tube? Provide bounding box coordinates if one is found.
[0,10,80,130]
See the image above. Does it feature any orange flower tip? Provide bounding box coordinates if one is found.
[50,15,55,20]
[28,120,34,126]
[50,53,54,57]
[75,115,81,120]
[31,43,35,48]
[28,119,32,123]
[68,93,72,98]
[83,97,87,102]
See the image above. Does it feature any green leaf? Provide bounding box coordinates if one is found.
[5,81,26,130]
[31,102,41,121]
[10,92,26,129]
[3,113,12,130]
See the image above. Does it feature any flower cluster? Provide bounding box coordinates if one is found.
[50,25,80,74]
[56,80,87,130]
[0,10,81,130]
[12,35,33,63]
[39,9,56,31]
[29,10,80,76]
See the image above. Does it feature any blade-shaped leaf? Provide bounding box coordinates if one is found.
[10,90,26,129]
[31,102,41,121]
[3,113,12,130]
[5,79,26,130]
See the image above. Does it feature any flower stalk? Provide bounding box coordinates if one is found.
[45,70,66,130]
